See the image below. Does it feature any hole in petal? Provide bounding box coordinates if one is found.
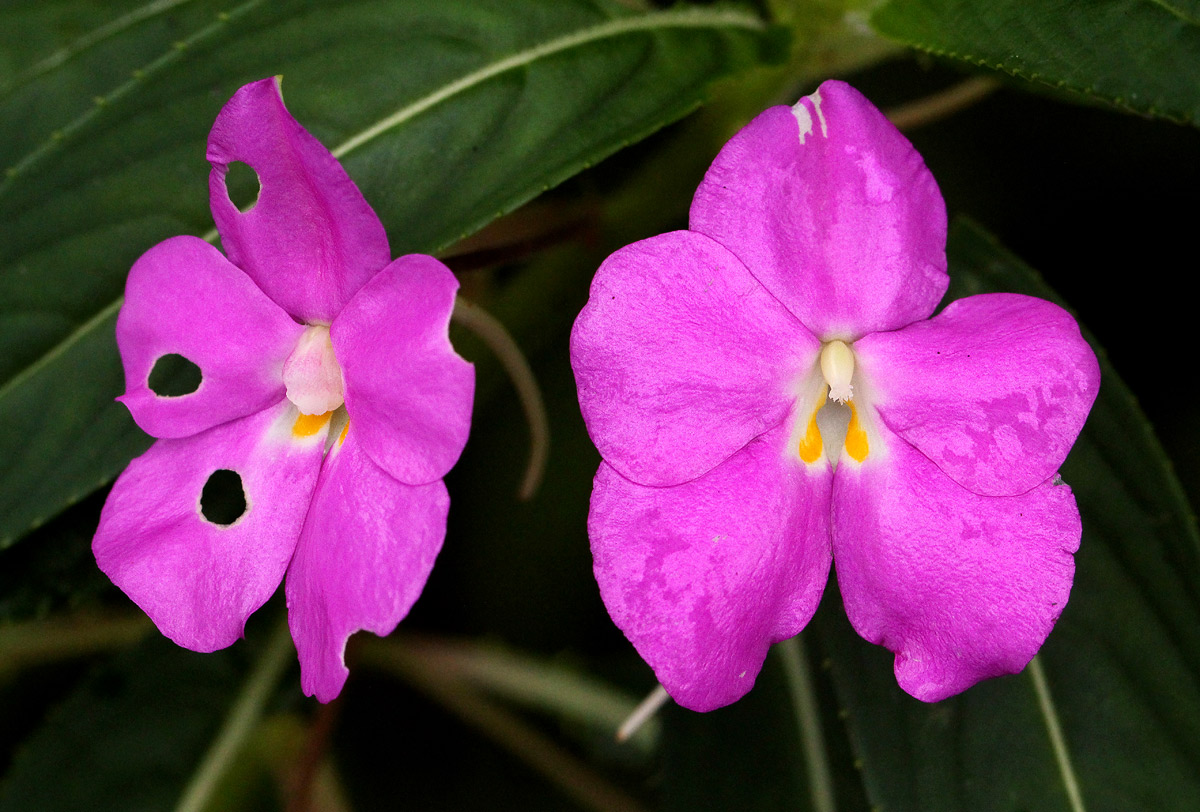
[225,161,260,211]
[148,353,202,397]
[200,469,247,526]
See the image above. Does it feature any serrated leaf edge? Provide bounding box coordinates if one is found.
[867,2,1200,126]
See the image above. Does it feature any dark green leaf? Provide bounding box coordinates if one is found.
[0,638,243,812]
[870,0,1200,126]
[816,218,1200,812]
[0,0,781,546]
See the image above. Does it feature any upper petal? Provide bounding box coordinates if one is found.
[286,426,449,703]
[589,425,832,712]
[116,235,304,439]
[832,423,1080,702]
[93,401,329,652]
[855,293,1100,496]
[689,80,948,339]
[207,77,391,323]
[571,230,818,487]
[334,254,474,486]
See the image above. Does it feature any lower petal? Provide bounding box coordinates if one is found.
[93,401,328,651]
[286,427,449,703]
[832,425,1081,702]
[589,425,832,712]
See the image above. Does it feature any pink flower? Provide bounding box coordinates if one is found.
[570,80,1100,711]
[93,78,474,702]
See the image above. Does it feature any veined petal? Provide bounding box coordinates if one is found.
[832,423,1080,702]
[571,230,818,488]
[207,77,391,324]
[93,401,329,652]
[590,425,832,712]
[116,236,303,439]
[334,254,473,486]
[689,80,948,339]
[855,293,1100,497]
[286,426,449,703]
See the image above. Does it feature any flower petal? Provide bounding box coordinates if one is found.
[207,77,391,324]
[334,254,473,485]
[589,425,832,712]
[689,80,948,339]
[855,293,1100,497]
[93,401,329,652]
[116,236,304,439]
[286,427,449,702]
[571,230,818,487]
[832,424,1080,702]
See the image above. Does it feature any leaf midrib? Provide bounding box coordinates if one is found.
[0,4,765,407]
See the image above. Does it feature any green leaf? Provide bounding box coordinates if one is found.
[870,0,1200,126]
[0,0,781,547]
[815,218,1200,812]
[0,638,243,812]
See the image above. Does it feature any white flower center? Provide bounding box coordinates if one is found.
[820,340,855,403]
[283,324,344,415]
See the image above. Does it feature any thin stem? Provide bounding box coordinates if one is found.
[884,77,1001,131]
[452,296,549,500]
[777,636,836,812]
[0,612,151,676]
[174,621,294,812]
[1028,655,1087,812]
[616,685,669,743]
[374,635,659,753]
[360,641,650,812]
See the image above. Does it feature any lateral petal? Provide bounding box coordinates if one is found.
[93,401,329,652]
[855,293,1100,496]
[689,80,948,339]
[572,230,817,488]
[116,236,304,439]
[207,77,391,324]
[334,254,474,486]
[589,425,832,712]
[832,424,1080,702]
[286,427,449,702]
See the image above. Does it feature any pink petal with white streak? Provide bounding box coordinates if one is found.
[690,80,948,339]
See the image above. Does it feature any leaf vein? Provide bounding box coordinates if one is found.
[1028,656,1087,812]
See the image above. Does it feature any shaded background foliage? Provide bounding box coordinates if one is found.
[1,0,1198,810]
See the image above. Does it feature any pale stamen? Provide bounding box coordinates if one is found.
[820,340,855,404]
[283,324,344,415]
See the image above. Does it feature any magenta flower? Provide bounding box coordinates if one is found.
[570,80,1100,711]
[92,78,474,702]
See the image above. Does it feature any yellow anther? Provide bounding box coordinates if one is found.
[845,401,869,462]
[798,405,824,464]
[292,411,331,438]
